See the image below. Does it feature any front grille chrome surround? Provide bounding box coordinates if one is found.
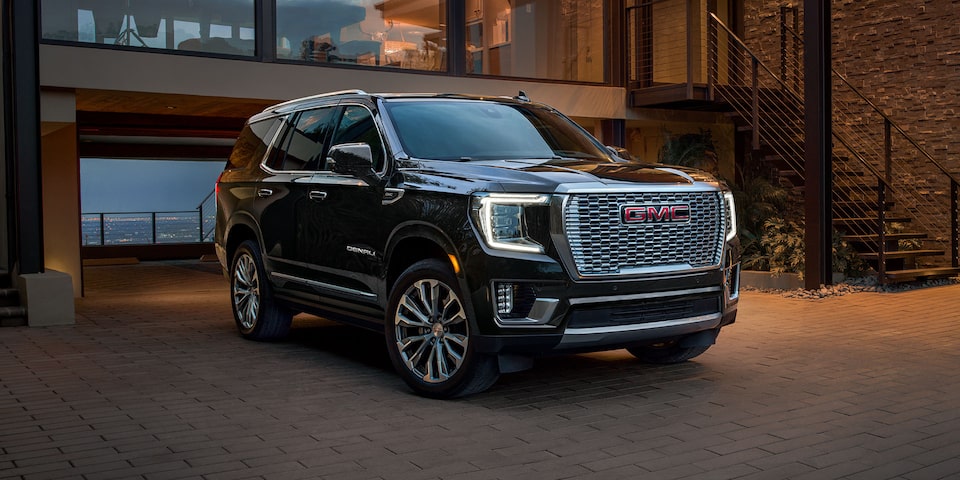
[563,191,726,276]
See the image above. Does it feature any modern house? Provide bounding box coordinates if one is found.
[3,0,958,325]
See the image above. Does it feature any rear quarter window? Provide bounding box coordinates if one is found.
[227,118,281,170]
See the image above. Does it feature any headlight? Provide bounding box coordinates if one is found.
[723,191,737,242]
[472,193,550,254]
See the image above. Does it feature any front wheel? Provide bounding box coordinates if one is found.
[385,259,499,399]
[230,240,292,341]
[627,343,710,364]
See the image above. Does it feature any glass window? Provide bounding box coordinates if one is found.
[229,118,281,170]
[41,0,256,56]
[383,99,610,161]
[276,0,447,72]
[466,0,605,83]
[279,108,341,171]
[330,106,386,170]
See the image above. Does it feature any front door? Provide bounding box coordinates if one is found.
[293,104,389,303]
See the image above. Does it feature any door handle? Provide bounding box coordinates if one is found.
[257,188,274,198]
[309,190,328,201]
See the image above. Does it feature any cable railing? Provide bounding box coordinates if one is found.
[703,8,958,281]
[82,189,217,246]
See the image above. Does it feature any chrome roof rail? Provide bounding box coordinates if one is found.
[265,90,368,113]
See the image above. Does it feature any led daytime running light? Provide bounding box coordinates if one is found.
[723,191,737,242]
[476,193,550,254]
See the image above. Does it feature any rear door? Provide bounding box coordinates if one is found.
[256,106,340,278]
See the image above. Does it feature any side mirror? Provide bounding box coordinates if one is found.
[606,145,633,162]
[329,143,375,180]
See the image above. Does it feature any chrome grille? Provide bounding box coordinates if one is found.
[563,191,726,276]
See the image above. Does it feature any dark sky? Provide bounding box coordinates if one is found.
[80,158,224,213]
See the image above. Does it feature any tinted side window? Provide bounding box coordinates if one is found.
[279,107,340,171]
[227,118,280,170]
[330,105,385,171]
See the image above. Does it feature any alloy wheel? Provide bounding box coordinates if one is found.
[232,252,260,330]
[393,279,469,383]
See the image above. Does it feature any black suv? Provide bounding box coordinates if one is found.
[216,90,740,398]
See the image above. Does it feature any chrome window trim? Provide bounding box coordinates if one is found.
[257,102,390,177]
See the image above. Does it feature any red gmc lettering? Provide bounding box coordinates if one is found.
[623,205,690,223]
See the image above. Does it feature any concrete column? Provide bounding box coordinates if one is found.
[16,90,82,327]
[40,90,82,300]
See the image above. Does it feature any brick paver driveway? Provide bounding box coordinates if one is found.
[2,261,959,480]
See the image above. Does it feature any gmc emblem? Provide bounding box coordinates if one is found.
[621,205,691,224]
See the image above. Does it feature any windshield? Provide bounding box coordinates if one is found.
[383,99,613,162]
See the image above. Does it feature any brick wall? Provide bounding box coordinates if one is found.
[744,0,960,155]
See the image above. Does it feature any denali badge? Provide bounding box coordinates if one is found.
[621,205,691,224]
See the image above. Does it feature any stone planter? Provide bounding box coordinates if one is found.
[740,270,803,290]
[740,271,848,290]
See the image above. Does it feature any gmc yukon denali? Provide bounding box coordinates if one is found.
[216,90,741,398]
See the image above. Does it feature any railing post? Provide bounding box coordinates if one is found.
[199,204,205,243]
[152,212,157,244]
[878,182,887,284]
[751,57,760,151]
[686,0,696,99]
[883,119,892,184]
[707,9,717,100]
[952,180,959,267]
[99,214,105,246]
[779,6,787,89]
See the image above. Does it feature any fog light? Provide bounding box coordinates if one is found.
[724,250,740,300]
[494,282,539,319]
[496,283,514,315]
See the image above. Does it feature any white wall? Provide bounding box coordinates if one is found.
[39,44,627,120]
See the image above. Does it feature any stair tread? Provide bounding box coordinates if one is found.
[858,250,945,260]
[834,217,911,223]
[834,201,895,208]
[0,305,26,317]
[884,267,960,280]
[843,233,928,241]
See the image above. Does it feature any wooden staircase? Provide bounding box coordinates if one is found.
[704,11,960,285]
[723,105,960,283]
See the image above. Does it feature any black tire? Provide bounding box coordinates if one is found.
[230,240,292,341]
[627,342,710,364]
[385,259,499,399]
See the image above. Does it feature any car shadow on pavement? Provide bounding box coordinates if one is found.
[286,315,394,372]
[285,314,718,404]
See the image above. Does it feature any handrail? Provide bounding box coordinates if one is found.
[196,189,216,210]
[709,12,893,189]
[781,24,960,186]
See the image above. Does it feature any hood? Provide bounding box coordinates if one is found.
[403,158,723,194]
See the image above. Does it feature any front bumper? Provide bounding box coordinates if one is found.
[463,249,740,355]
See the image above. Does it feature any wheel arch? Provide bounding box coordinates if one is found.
[224,213,262,265]
[385,222,461,293]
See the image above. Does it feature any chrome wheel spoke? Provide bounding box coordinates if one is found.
[400,335,431,370]
[444,332,468,350]
[398,296,431,328]
[427,340,450,381]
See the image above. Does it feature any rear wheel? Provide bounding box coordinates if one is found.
[230,240,292,340]
[385,259,499,398]
[627,342,710,364]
